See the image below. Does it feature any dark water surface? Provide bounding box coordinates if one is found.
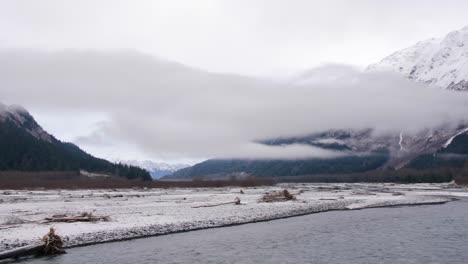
[8,199,468,264]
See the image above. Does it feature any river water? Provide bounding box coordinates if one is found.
[8,199,468,264]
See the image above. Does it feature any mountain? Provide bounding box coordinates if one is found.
[167,127,468,181]
[116,159,189,179]
[367,25,468,167]
[408,131,468,170]
[368,26,468,91]
[0,103,151,180]
[166,130,392,179]
[167,127,467,179]
[166,155,390,180]
[260,128,466,170]
[168,26,468,180]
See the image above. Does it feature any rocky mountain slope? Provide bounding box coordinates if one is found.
[0,103,52,142]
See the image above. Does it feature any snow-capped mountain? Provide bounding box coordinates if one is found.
[272,26,468,169]
[116,159,190,179]
[368,26,468,91]
[364,26,468,167]
[171,26,468,179]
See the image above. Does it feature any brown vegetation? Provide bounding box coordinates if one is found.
[451,161,468,185]
[2,167,463,190]
[454,176,468,185]
[275,168,460,184]
[0,171,275,189]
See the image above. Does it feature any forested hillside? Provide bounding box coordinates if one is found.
[0,104,151,180]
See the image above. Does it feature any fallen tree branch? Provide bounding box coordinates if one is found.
[45,212,110,223]
[192,197,241,208]
[0,225,20,230]
[0,244,46,261]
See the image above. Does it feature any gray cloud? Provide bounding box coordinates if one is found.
[1,49,468,160]
[1,1,468,75]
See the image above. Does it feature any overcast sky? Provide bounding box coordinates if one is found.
[1,1,468,163]
[1,0,468,76]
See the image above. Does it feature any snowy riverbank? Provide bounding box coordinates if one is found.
[1,183,467,252]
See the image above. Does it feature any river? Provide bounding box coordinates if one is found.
[7,199,468,264]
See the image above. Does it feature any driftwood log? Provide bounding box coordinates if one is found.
[0,228,65,260]
[260,189,296,203]
[192,197,241,208]
[0,244,46,261]
[45,212,110,223]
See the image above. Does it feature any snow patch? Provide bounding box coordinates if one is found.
[443,127,468,148]
[399,131,405,151]
[0,183,462,252]
[368,26,468,91]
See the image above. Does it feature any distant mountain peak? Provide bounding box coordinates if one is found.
[116,159,190,179]
[368,26,468,91]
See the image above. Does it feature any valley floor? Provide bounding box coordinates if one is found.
[1,183,467,252]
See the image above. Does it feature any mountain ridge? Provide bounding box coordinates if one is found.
[368,26,468,91]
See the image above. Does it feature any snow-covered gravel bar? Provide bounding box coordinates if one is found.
[1,183,467,251]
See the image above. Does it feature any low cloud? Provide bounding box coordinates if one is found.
[1,49,468,160]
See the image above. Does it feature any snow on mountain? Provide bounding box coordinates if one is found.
[368,26,468,91]
[273,26,468,170]
[0,102,53,142]
[261,127,460,170]
[363,26,468,166]
[116,159,190,179]
[443,127,468,148]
